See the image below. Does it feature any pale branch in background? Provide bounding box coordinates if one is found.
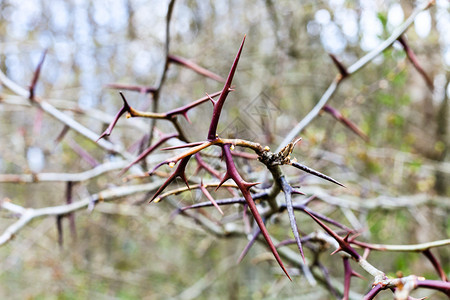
[0,181,163,246]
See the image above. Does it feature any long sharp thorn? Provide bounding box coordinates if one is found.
[221,144,291,280]
[328,53,349,78]
[207,35,246,140]
[200,182,223,215]
[182,112,191,123]
[245,188,291,280]
[237,226,261,263]
[215,173,231,191]
[120,133,178,175]
[280,177,305,263]
[30,49,47,100]
[305,210,360,260]
[149,156,191,203]
[96,92,131,142]
[206,92,216,105]
[160,141,205,151]
[291,161,345,187]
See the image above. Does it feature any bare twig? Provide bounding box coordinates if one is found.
[0,180,163,246]
[0,160,128,183]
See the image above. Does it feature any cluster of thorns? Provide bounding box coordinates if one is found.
[96,36,449,299]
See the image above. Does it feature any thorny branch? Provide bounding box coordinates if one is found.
[0,0,448,299]
[276,0,435,152]
[0,54,134,159]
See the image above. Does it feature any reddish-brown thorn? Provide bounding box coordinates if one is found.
[343,257,366,300]
[199,181,224,215]
[207,35,246,140]
[120,133,179,175]
[331,232,353,256]
[288,204,353,232]
[291,188,306,195]
[237,226,261,264]
[195,153,238,197]
[352,270,365,280]
[186,199,243,212]
[97,92,131,142]
[168,54,226,83]
[363,284,383,300]
[171,197,247,219]
[149,141,213,175]
[423,249,448,282]
[345,256,365,279]
[350,239,385,251]
[322,105,369,142]
[127,133,149,153]
[160,141,206,151]
[54,125,70,145]
[291,161,345,187]
[106,83,157,94]
[414,279,450,297]
[148,161,168,176]
[301,195,316,206]
[305,210,360,260]
[347,231,362,242]
[66,139,99,167]
[165,90,222,122]
[30,49,47,101]
[150,155,192,203]
[220,144,291,280]
[206,92,216,105]
[342,257,352,300]
[328,53,349,78]
[215,172,232,191]
[194,153,220,178]
[174,193,266,213]
[182,112,190,123]
[231,150,258,160]
[398,35,434,91]
[330,247,344,256]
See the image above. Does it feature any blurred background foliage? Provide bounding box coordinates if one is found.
[0,0,449,299]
